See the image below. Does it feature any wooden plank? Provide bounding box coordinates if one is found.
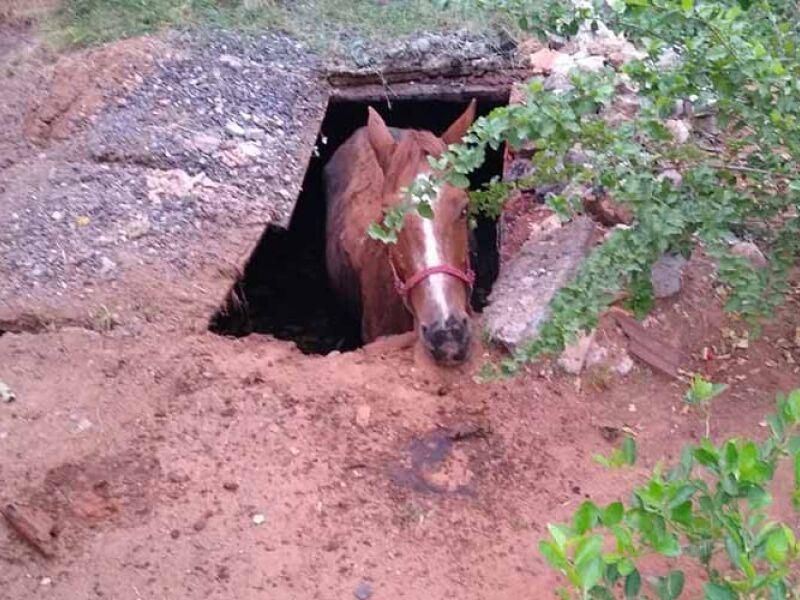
[615,314,685,378]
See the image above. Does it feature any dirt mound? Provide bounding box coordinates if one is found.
[24,36,162,142]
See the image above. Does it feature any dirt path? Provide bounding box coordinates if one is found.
[1,25,799,600]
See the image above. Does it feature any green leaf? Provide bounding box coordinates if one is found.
[704,582,737,600]
[650,570,685,600]
[539,540,568,571]
[622,437,637,466]
[745,485,772,509]
[578,556,604,592]
[670,501,693,526]
[765,528,789,564]
[416,202,433,219]
[667,571,685,599]
[787,389,800,422]
[446,172,470,189]
[574,535,604,592]
[574,534,604,567]
[654,532,681,557]
[624,569,641,598]
[794,451,800,502]
[366,223,397,244]
[681,0,694,10]
[574,502,600,534]
[548,523,571,552]
[601,502,624,527]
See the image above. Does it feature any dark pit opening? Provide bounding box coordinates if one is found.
[210,93,508,355]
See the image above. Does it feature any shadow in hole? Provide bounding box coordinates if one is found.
[210,96,508,355]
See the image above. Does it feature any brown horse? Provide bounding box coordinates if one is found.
[324,101,477,364]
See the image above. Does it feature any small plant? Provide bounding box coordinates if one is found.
[539,388,800,599]
[593,436,638,469]
[91,305,117,333]
[684,374,728,437]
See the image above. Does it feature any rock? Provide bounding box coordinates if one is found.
[544,72,574,93]
[530,212,562,237]
[583,190,633,226]
[355,405,371,428]
[0,381,15,403]
[355,582,373,600]
[600,94,640,125]
[575,55,606,73]
[607,44,646,67]
[558,331,596,374]
[650,254,687,299]
[237,141,262,159]
[98,256,117,276]
[225,121,246,137]
[192,131,222,153]
[528,48,561,74]
[665,119,691,144]
[219,53,244,69]
[51,211,64,222]
[70,416,94,433]
[585,341,609,369]
[660,169,683,188]
[123,215,151,240]
[484,217,596,351]
[410,37,432,54]
[518,37,544,58]
[615,354,635,376]
[547,33,568,50]
[730,241,768,268]
[565,147,590,167]
[551,52,577,76]
[244,127,266,141]
[252,513,266,525]
[657,47,681,70]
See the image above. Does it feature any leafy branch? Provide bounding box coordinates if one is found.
[540,388,800,599]
[373,0,800,377]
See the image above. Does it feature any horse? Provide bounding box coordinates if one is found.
[323,100,477,365]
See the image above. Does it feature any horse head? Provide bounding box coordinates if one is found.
[366,101,477,365]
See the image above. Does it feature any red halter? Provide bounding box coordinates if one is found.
[392,263,476,302]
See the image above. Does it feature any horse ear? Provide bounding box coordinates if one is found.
[367,107,395,172]
[441,99,477,145]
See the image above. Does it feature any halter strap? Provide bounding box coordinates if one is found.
[392,263,476,301]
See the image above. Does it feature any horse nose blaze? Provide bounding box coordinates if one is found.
[421,316,470,363]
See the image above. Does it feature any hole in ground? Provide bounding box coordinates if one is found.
[210,93,509,355]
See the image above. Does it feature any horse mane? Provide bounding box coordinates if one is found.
[381,130,446,203]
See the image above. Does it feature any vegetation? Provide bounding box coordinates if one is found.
[45,0,503,49]
[539,387,800,599]
[371,0,800,378]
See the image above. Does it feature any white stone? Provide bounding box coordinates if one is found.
[558,331,596,375]
[730,241,767,268]
[665,119,691,144]
[225,121,246,137]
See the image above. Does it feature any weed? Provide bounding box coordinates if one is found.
[684,374,728,438]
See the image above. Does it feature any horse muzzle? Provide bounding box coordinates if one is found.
[420,315,471,365]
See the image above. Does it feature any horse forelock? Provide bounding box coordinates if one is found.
[381,130,447,201]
